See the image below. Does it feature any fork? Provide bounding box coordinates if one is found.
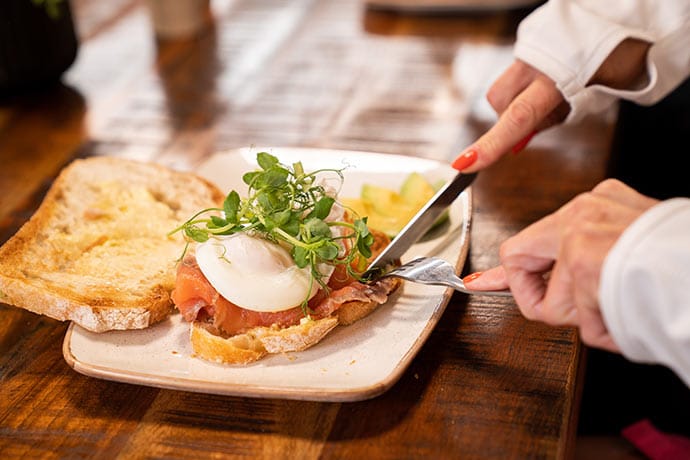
[376,256,513,297]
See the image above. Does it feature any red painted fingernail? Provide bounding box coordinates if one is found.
[511,130,537,154]
[463,272,482,283]
[452,149,478,171]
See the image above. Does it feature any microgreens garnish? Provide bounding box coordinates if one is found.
[170,152,375,315]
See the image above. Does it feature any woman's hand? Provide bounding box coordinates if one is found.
[451,60,569,171]
[452,38,651,173]
[463,179,659,351]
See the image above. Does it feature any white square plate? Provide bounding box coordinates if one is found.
[63,147,471,402]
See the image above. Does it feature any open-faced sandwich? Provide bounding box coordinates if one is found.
[170,152,401,364]
[0,153,401,365]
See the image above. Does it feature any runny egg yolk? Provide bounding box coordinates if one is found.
[195,233,326,312]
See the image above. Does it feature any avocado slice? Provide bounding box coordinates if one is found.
[399,172,435,206]
[343,173,450,238]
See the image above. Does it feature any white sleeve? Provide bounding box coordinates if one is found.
[514,0,690,122]
[600,198,690,387]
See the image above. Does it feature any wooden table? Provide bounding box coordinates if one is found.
[0,1,614,458]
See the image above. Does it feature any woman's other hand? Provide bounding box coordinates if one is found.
[463,179,659,352]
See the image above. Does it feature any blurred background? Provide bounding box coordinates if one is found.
[1,0,558,172]
[4,2,652,458]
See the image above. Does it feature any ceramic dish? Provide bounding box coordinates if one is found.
[63,147,471,402]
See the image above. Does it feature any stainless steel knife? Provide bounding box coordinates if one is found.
[364,171,477,276]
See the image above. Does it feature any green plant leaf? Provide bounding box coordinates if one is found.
[184,226,209,242]
[257,152,279,170]
[223,191,240,223]
[315,242,339,261]
[308,196,335,220]
[292,246,309,268]
[303,218,331,240]
[242,171,261,186]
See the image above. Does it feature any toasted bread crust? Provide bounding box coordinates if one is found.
[190,317,340,365]
[0,156,224,332]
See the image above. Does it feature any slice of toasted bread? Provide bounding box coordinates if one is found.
[0,156,224,332]
[190,316,340,365]
[189,276,402,365]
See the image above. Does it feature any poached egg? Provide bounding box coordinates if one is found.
[195,233,333,312]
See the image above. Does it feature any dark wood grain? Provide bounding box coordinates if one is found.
[0,1,614,458]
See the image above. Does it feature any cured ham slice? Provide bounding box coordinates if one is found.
[172,257,397,336]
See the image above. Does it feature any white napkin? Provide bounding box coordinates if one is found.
[452,42,515,123]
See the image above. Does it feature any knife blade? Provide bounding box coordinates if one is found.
[364,171,477,277]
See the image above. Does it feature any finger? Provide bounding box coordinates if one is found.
[462,265,508,290]
[499,212,562,263]
[537,258,578,326]
[591,178,659,210]
[453,77,565,172]
[486,60,539,114]
[490,62,553,156]
[533,100,571,134]
[503,262,551,321]
[536,191,632,342]
[577,307,620,352]
[495,213,561,320]
[503,189,637,264]
[511,130,537,155]
[498,210,567,321]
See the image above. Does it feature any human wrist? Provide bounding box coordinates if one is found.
[587,38,651,91]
